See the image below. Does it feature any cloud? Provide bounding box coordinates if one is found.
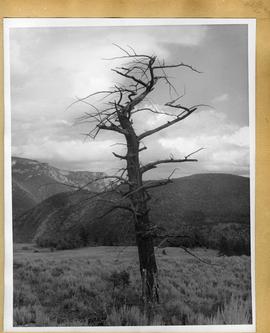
[212,93,229,103]
[9,25,208,166]
[12,138,121,172]
[10,25,208,100]
[157,25,208,46]
[158,120,250,176]
[9,25,250,178]
[12,100,250,177]
[135,107,237,140]
[126,107,250,177]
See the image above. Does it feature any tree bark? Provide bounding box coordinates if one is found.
[135,214,159,305]
[125,129,159,309]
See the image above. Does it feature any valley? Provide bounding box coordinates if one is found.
[12,157,251,255]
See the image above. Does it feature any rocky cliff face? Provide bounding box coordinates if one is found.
[12,156,107,216]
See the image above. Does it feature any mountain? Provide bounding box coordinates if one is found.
[12,156,107,217]
[148,173,250,227]
[12,181,38,218]
[13,173,250,250]
[13,191,92,244]
[13,189,133,246]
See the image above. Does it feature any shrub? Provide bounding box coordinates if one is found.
[106,306,147,326]
[218,235,250,256]
[13,247,252,326]
[108,270,130,288]
[106,305,163,326]
[191,295,252,324]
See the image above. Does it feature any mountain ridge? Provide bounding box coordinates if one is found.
[13,170,250,250]
[12,156,108,217]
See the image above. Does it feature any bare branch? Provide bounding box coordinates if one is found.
[97,123,128,135]
[156,232,219,266]
[144,179,173,190]
[139,146,147,153]
[133,106,179,118]
[112,68,147,87]
[112,152,127,160]
[127,45,136,55]
[153,62,202,74]
[112,43,131,56]
[66,90,119,111]
[38,181,80,191]
[110,142,126,147]
[123,172,177,199]
[177,246,219,266]
[138,107,197,140]
[98,204,134,219]
[141,158,197,174]
[185,147,205,159]
[103,54,153,61]
[156,234,192,249]
[75,175,130,192]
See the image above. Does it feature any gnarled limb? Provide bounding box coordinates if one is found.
[141,148,204,173]
[141,158,198,174]
[138,107,197,140]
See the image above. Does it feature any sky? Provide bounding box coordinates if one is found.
[8,21,252,179]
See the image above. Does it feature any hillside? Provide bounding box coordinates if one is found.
[14,189,132,246]
[13,173,250,251]
[12,156,107,217]
[148,173,250,227]
[12,181,38,217]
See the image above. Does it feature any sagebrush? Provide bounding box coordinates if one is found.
[13,245,252,326]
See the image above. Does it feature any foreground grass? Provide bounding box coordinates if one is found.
[13,245,252,326]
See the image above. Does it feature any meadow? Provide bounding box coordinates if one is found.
[13,245,252,326]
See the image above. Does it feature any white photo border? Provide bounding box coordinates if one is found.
[4,18,256,332]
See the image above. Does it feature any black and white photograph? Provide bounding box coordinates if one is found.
[4,18,255,331]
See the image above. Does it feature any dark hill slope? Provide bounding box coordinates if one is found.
[149,173,250,228]
[14,190,132,246]
[13,173,250,248]
[13,191,76,243]
[12,180,38,217]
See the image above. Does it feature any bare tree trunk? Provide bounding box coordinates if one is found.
[125,132,159,312]
[73,46,203,320]
[134,209,159,322]
[135,214,159,305]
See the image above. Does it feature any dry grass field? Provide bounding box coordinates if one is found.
[13,245,252,326]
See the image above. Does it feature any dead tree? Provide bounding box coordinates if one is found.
[72,45,205,311]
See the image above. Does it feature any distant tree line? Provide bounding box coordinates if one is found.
[35,211,250,256]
